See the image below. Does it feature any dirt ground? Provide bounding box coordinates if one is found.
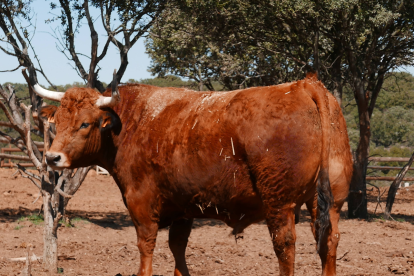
[0,167,413,276]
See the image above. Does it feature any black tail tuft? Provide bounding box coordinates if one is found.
[316,170,334,253]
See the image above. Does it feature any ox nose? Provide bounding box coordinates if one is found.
[46,153,61,165]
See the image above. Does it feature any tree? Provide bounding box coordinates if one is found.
[1,0,171,271]
[0,1,92,272]
[146,2,304,91]
[147,0,414,218]
[129,75,199,89]
[51,0,166,91]
[0,72,91,273]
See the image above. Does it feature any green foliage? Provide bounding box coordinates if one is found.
[128,75,223,91]
[375,73,414,111]
[59,219,74,228]
[371,107,414,147]
[18,214,44,226]
[71,217,89,224]
[343,72,414,150]
[128,75,197,89]
[146,1,304,90]
[147,0,414,94]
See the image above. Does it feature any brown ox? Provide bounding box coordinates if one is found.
[30,68,352,276]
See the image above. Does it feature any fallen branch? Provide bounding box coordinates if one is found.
[337,250,349,260]
[9,253,41,262]
[337,262,363,271]
[366,183,384,215]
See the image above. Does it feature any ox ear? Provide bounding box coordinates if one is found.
[39,105,58,123]
[99,111,121,133]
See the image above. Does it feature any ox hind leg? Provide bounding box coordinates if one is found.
[265,204,297,276]
[169,218,193,276]
[306,194,341,276]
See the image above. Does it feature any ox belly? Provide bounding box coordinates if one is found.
[114,85,323,234]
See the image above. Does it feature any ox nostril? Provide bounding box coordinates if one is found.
[46,153,61,164]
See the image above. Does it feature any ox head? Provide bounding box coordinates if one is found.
[29,67,121,169]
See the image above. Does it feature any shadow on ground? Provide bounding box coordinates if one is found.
[2,192,413,231]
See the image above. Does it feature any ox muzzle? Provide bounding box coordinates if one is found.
[45,151,69,169]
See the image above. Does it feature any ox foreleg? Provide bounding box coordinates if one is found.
[169,218,193,276]
[128,205,159,276]
[134,221,159,276]
[306,194,341,276]
[266,207,296,276]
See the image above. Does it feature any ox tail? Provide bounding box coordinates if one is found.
[304,73,334,253]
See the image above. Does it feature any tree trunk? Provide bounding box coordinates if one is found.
[331,41,343,106]
[348,105,370,219]
[42,191,58,272]
[41,171,62,273]
[348,155,368,219]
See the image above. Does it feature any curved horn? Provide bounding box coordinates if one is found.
[28,66,65,102]
[95,69,121,108]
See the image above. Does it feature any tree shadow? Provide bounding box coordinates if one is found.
[0,207,134,229]
[66,209,134,229]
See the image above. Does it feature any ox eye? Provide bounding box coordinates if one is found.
[80,123,90,129]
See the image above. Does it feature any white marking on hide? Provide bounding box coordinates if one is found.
[147,90,185,119]
[231,137,235,155]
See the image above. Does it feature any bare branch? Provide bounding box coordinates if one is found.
[384,149,414,219]
[0,121,13,127]
[20,103,42,170]
[0,63,21,72]
[0,100,17,126]
[16,164,41,181]
[52,212,62,236]
[0,136,43,147]
[0,153,31,161]
[55,170,73,198]
[16,166,42,190]
[0,43,19,57]
[58,0,88,81]
[84,0,99,88]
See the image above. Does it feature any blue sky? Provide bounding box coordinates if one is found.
[0,0,152,86]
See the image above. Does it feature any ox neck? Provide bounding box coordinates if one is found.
[96,130,120,174]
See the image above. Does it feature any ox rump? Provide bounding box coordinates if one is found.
[29,67,352,276]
